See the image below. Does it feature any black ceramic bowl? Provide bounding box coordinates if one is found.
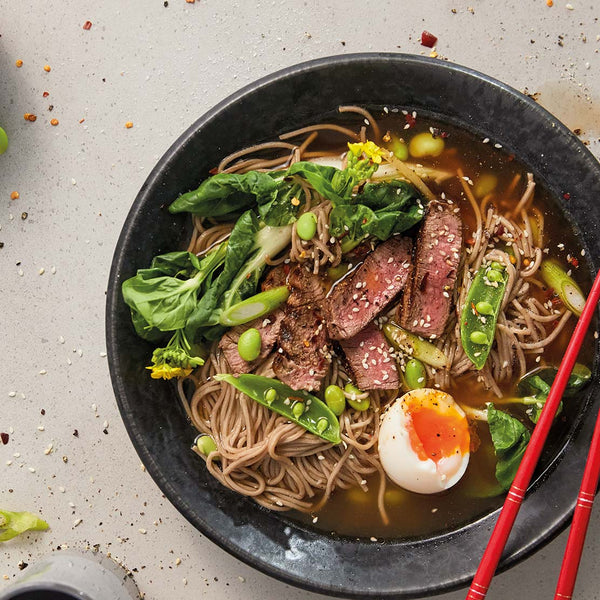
[106,54,600,598]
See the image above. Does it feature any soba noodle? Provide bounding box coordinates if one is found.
[174,106,573,524]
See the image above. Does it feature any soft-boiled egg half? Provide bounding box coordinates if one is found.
[378,388,470,494]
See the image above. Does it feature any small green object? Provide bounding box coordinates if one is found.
[264,387,277,404]
[409,132,445,158]
[474,173,498,199]
[296,211,318,241]
[196,434,217,456]
[219,285,290,327]
[316,418,329,434]
[324,384,346,416]
[292,401,305,418]
[487,269,504,283]
[214,373,341,443]
[404,358,427,390]
[344,383,370,411]
[475,301,494,315]
[0,127,8,155]
[460,262,508,369]
[490,261,505,271]
[382,322,448,368]
[237,328,262,362]
[0,509,49,543]
[469,331,489,345]
[327,263,350,282]
[390,137,409,161]
[487,404,531,490]
[540,259,586,316]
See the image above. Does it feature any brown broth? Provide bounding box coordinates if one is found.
[289,111,593,539]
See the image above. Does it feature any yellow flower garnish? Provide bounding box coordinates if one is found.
[147,363,193,380]
[347,141,388,164]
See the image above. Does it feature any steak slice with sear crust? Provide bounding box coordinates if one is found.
[325,236,413,340]
[272,266,331,392]
[340,323,399,390]
[398,200,462,338]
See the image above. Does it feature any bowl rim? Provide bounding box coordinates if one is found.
[106,52,600,598]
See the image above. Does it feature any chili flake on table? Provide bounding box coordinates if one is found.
[421,31,438,48]
[125,121,134,128]
[10,191,19,200]
[15,59,23,67]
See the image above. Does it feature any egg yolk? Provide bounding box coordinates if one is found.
[403,392,470,463]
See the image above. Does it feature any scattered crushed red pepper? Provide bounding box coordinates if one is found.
[24,113,37,122]
[10,191,19,200]
[50,118,59,126]
[563,192,571,200]
[43,91,49,98]
[568,256,579,268]
[0,432,9,445]
[125,121,133,129]
[547,0,553,6]
[404,113,416,128]
[44,64,51,72]
[15,59,23,68]
[83,20,92,30]
[421,31,438,48]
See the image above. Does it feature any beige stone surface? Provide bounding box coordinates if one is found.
[1,1,599,599]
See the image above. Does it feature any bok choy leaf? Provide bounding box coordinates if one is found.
[487,404,531,491]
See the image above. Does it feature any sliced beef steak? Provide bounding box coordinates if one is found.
[261,265,288,291]
[398,200,462,338]
[286,265,328,307]
[272,266,331,391]
[325,236,413,340]
[219,311,284,375]
[340,323,399,390]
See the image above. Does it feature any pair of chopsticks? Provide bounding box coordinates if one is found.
[466,269,600,600]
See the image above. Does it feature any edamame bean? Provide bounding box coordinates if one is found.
[404,358,427,390]
[296,211,318,241]
[196,434,217,456]
[264,387,277,405]
[390,137,409,161]
[475,301,494,315]
[474,173,498,199]
[487,269,504,283]
[344,383,370,411]
[408,132,445,158]
[316,418,329,434]
[292,401,305,418]
[0,127,8,155]
[237,328,262,362]
[324,384,346,416]
[490,261,505,271]
[470,331,489,345]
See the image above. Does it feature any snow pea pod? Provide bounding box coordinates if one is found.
[460,262,508,369]
[214,374,341,444]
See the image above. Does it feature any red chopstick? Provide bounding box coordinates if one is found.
[553,405,600,599]
[466,269,600,600]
